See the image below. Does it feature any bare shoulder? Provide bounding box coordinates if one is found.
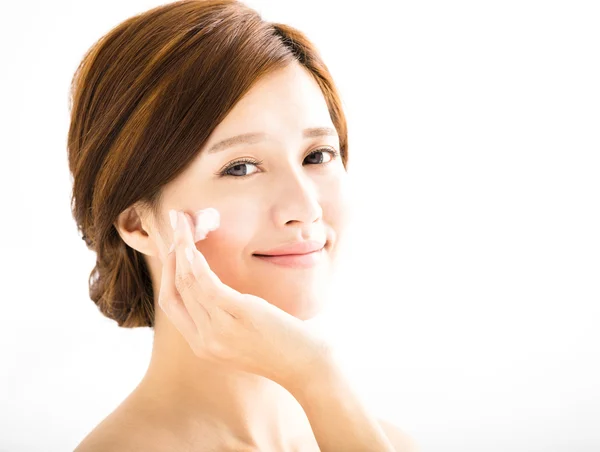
[73,409,146,452]
[73,395,174,452]
[74,421,128,452]
[73,399,251,452]
[378,418,420,452]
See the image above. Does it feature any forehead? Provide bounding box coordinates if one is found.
[206,63,334,143]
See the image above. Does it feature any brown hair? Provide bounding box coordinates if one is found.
[67,0,349,329]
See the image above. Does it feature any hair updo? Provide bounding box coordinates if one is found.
[67,0,348,328]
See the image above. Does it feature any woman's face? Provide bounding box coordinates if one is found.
[154,62,351,319]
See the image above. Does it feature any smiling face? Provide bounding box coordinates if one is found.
[152,62,351,319]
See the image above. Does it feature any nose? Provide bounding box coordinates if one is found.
[272,169,323,232]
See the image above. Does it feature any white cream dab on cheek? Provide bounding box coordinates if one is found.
[194,207,220,240]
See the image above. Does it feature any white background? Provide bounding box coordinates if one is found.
[1,1,599,451]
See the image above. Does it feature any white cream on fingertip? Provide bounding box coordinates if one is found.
[194,207,220,241]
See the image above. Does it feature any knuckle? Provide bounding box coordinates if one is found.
[206,338,229,360]
[189,338,206,358]
[174,270,196,293]
[203,287,221,305]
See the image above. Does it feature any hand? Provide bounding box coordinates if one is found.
[157,209,331,389]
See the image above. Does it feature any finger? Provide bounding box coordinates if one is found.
[178,210,224,290]
[174,210,218,323]
[184,210,241,302]
[157,245,199,340]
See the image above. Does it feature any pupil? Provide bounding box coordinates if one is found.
[233,164,246,176]
[308,152,322,164]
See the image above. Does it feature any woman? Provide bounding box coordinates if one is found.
[69,0,417,450]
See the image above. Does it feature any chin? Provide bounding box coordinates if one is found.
[220,257,335,319]
[269,284,331,320]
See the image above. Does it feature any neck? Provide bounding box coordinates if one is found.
[133,313,315,449]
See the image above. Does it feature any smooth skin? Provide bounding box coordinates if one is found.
[75,62,418,451]
[162,209,330,390]
[159,209,413,451]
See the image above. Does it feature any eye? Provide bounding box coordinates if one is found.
[304,147,340,165]
[217,147,340,179]
[218,158,263,178]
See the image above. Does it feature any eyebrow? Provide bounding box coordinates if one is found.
[206,127,338,154]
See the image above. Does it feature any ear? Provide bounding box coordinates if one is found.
[113,205,159,257]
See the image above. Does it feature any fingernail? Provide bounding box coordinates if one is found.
[168,242,175,253]
[169,209,178,230]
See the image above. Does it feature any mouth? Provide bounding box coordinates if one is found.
[254,248,323,257]
[253,243,327,268]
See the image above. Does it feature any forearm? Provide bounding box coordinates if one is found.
[285,354,395,452]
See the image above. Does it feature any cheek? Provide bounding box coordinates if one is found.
[194,204,258,281]
[321,175,353,234]
[199,202,258,243]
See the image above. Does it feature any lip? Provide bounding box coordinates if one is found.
[254,240,325,256]
[253,247,325,268]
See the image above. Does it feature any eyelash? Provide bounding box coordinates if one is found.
[216,147,341,179]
